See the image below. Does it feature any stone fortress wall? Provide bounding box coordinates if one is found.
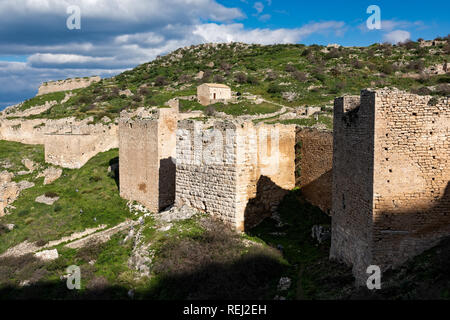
[119,105,178,213]
[330,89,450,285]
[175,120,296,230]
[37,76,101,96]
[295,128,333,214]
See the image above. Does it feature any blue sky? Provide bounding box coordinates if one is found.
[0,0,449,109]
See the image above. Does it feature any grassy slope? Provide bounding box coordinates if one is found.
[0,145,131,254]
[13,40,450,122]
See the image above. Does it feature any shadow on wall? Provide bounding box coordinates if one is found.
[244,175,290,231]
[373,182,450,266]
[158,157,176,211]
[299,170,332,215]
[109,157,120,191]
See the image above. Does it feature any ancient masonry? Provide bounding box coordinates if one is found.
[176,120,296,230]
[330,89,450,285]
[295,128,333,214]
[37,76,101,96]
[119,105,178,213]
[119,109,295,230]
[44,123,118,169]
[197,83,232,106]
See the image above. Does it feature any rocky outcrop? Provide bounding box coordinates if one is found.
[0,180,34,216]
[37,167,62,185]
[35,194,59,205]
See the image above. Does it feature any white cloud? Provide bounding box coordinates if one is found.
[193,21,346,45]
[383,30,411,44]
[259,14,271,22]
[254,2,264,14]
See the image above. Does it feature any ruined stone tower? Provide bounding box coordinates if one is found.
[119,107,178,212]
[330,89,450,285]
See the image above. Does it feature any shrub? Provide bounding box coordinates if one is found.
[350,59,364,69]
[205,106,216,116]
[89,176,102,182]
[155,76,167,86]
[266,71,277,81]
[18,210,30,217]
[428,97,438,106]
[178,74,192,83]
[411,87,432,96]
[132,95,142,102]
[326,48,341,59]
[292,71,307,81]
[213,75,224,83]
[235,72,247,84]
[45,191,59,198]
[246,75,259,85]
[54,204,62,212]
[36,239,47,247]
[139,87,149,96]
[285,64,297,72]
[267,83,282,94]
[380,63,394,75]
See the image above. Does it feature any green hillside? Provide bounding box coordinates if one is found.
[13,38,450,122]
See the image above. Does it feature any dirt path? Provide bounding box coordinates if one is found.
[0,221,135,258]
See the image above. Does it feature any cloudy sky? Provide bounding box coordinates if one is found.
[1,0,449,109]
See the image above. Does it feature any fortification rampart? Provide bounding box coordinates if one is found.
[37,76,100,96]
[330,89,450,285]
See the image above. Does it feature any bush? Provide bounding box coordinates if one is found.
[411,87,432,96]
[285,64,297,72]
[380,63,394,75]
[292,71,307,81]
[235,72,247,84]
[139,87,149,96]
[246,75,259,85]
[266,71,278,81]
[326,48,341,59]
[267,83,282,94]
[155,76,167,86]
[205,106,216,116]
[213,75,224,83]
[54,204,62,212]
[428,97,438,106]
[45,191,59,198]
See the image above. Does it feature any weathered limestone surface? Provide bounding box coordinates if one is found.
[119,106,178,213]
[330,89,450,285]
[175,120,295,231]
[295,128,333,214]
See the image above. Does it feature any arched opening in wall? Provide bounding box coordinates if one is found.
[213,93,216,100]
